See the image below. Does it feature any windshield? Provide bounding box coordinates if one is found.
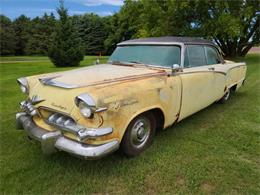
[108,45,181,67]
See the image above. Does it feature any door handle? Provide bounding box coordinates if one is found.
[208,67,215,71]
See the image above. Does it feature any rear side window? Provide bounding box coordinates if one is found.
[184,45,207,68]
[205,46,221,65]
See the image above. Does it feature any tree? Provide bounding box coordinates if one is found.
[113,0,259,57]
[75,14,108,55]
[200,0,260,57]
[48,1,84,67]
[25,13,56,55]
[104,0,143,54]
[12,15,31,55]
[0,15,16,55]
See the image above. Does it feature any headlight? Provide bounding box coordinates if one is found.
[17,77,29,94]
[75,93,107,119]
[78,101,93,118]
[75,93,96,118]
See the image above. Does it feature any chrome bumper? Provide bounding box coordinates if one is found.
[16,113,119,159]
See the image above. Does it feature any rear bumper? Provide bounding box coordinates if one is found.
[16,113,119,159]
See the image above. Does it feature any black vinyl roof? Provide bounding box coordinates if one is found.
[118,36,215,46]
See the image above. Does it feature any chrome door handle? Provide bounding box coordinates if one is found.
[208,67,215,71]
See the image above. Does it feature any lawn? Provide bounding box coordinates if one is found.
[0,54,259,194]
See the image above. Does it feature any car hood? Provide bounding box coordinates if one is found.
[37,64,166,89]
[26,63,167,116]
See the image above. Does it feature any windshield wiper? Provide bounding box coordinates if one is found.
[110,60,151,68]
[110,61,134,66]
[128,60,143,64]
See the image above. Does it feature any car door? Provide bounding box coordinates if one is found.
[178,45,217,121]
[204,46,226,100]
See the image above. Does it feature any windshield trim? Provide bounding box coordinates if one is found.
[108,44,184,69]
[118,42,183,46]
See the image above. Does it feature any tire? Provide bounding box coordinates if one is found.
[16,118,23,130]
[218,88,231,104]
[120,112,156,157]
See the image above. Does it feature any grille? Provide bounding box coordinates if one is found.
[46,112,86,137]
[48,113,75,127]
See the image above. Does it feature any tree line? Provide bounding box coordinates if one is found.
[0,0,259,58]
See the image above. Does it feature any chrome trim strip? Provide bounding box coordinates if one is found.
[177,70,227,76]
[118,42,184,46]
[95,107,108,113]
[228,63,247,70]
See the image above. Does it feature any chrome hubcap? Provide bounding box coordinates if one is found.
[130,118,151,149]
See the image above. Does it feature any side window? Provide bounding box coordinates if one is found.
[205,46,221,65]
[184,45,207,68]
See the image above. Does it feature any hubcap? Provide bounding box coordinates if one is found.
[130,118,151,149]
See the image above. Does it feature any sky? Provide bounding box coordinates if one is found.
[0,0,123,20]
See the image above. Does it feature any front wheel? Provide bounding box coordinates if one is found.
[120,112,156,157]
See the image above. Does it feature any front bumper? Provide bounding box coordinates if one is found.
[16,113,119,159]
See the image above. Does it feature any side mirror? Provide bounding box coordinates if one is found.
[171,64,182,74]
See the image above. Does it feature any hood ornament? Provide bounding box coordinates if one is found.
[39,75,61,85]
[39,75,79,89]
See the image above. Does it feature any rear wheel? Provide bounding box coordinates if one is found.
[120,112,156,157]
[218,88,230,104]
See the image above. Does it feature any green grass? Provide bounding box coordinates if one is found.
[0,54,259,194]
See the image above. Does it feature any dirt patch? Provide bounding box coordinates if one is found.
[176,175,185,185]
[200,182,216,194]
[144,172,159,194]
[103,177,128,194]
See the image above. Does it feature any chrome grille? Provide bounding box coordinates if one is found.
[46,112,113,141]
[47,113,78,131]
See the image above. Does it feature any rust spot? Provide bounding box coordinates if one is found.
[120,99,138,107]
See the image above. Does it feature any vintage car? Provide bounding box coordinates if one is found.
[16,37,246,159]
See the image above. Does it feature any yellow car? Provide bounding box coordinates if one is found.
[16,37,246,159]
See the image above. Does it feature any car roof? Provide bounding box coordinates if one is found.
[118,36,215,46]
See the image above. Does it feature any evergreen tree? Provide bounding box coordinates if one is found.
[76,14,107,55]
[25,13,56,55]
[48,1,84,67]
[0,15,16,55]
[12,15,30,55]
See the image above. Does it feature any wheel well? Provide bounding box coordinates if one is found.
[231,84,237,92]
[147,108,165,131]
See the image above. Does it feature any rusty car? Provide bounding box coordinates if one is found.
[16,37,247,159]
